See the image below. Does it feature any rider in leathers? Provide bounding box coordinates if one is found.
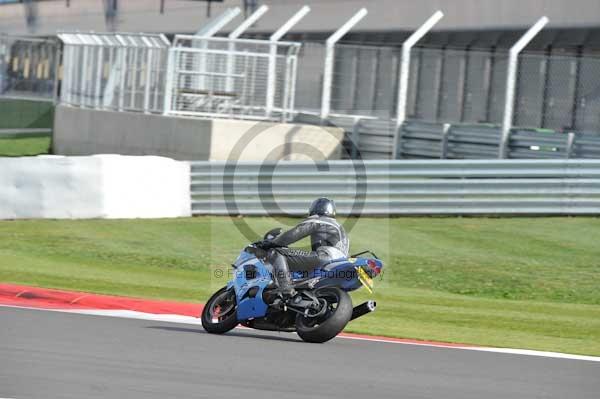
[262,198,349,297]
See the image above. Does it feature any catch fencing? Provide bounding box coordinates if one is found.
[0,34,58,102]
[3,28,600,160]
[164,36,301,121]
[294,43,600,133]
[189,160,600,215]
[58,32,170,114]
[292,42,600,159]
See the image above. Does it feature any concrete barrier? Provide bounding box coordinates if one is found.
[0,155,190,219]
[53,105,344,161]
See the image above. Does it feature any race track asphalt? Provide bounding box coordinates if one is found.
[1,306,598,399]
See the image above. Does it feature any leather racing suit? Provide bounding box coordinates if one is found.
[267,214,349,292]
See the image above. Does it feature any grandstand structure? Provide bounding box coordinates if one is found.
[1,0,600,159]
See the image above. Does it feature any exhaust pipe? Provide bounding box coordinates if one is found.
[350,300,376,321]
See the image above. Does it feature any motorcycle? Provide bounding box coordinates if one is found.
[201,228,383,343]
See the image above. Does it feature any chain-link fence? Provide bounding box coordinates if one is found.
[293,41,325,113]
[5,29,598,158]
[289,41,600,158]
[515,52,600,132]
[58,32,170,113]
[406,48,510,125]
[0,34,58,102]
[293,42,402,119]
[165,36,301,121]
[405,48,600,133]
[294,42,600,134]
[330,43,400,118]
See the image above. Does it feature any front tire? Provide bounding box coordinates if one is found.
[201,286,238,334]
[295,287,352,343]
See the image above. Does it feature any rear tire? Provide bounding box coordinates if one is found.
[201,286,238,334]
[295,287,352,343]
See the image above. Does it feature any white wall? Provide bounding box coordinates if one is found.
[0,155,191,219]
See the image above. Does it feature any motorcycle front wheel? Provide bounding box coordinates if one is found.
[295,287,352,343]
[201,286,238,334]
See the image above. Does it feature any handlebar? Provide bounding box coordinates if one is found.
[350,250,380,259]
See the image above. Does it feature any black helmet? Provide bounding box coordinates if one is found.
[308,197,336,217]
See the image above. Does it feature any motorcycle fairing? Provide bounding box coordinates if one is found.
[230,250,272,321]
[229,249,383,322]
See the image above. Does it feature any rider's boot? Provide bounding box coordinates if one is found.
[267,249,296,300]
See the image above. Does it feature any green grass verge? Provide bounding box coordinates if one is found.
[1,216,599,355]
[0,98,53,156]
[0,98,54,129]
[0,136,51,156]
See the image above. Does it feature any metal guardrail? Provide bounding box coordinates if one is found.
[327,119,600,160]
[398,121,600,160]
[190,160,600,215]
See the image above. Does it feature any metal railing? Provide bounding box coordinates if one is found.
[396,120,600,159]
[164,36,301,121]
[330,119,600,160]
[0,34,58,102]
[189,160,600,215]
[57,32,170,114]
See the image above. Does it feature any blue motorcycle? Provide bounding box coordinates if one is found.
[201,228,383,343]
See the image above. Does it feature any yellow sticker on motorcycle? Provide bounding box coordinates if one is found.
[356,266,374,293]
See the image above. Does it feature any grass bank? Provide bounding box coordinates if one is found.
[0,98,53,156]
[0,216,599,355]
[0,136,51,156]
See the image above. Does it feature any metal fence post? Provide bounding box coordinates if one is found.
[395,123,405,159]
[566,131,576,159]
[266,6,310,118]
[143,48,153,113]
[226,5,269,92]
[52,42,62,105]
[0,36,5,96]
[78,34,90,108]
[194,8,241,92]
[66,45,76,105]
[282,53,294,122]
[129,44,139,109]
[499,16,549,159]
[393,11,444,159]
[139,36,154,113]
[288,52,298,118]
[320,8,368,121]
[440,123,451,159]
[351,117,362,159]
[118,47,127,111]
[162,47,176,115]
[94,45,103,109]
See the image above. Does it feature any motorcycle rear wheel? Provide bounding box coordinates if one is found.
[201,286,238,334]
[295,287,352,343]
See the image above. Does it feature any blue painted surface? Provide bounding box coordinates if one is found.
[229,247,384,322]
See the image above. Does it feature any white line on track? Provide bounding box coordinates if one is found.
[3,304,600,363]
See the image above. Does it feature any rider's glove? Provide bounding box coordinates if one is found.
[256,239,277,250]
